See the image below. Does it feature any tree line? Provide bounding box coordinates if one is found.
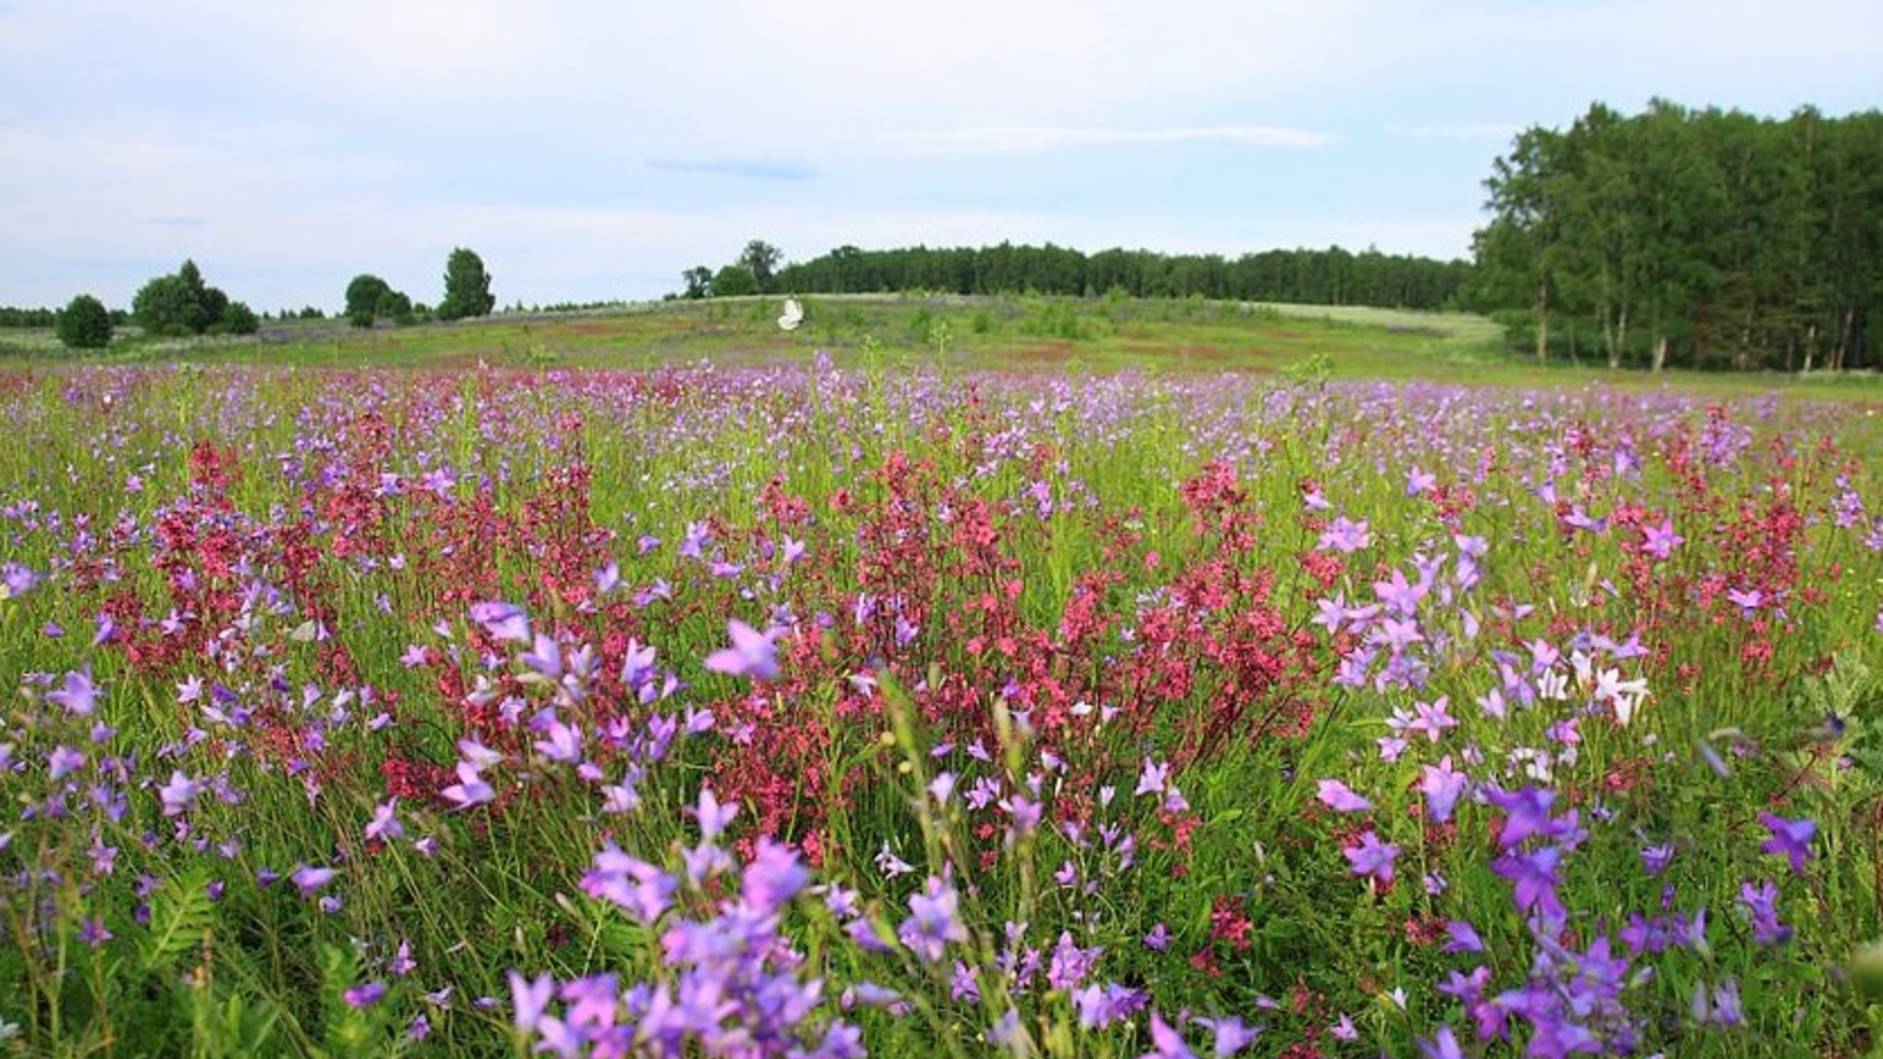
[10,248,495,350]
[1468,100,1882,372]
[681,240,1470,309]
[344,248,495,328]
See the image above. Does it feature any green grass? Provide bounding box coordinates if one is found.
[8,294,1881,397]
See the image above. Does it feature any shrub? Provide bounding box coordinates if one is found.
[217,301,259,335]
[55,294,112,349]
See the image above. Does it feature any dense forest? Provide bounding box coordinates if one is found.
[1470,101,1883,372]
[759,243,1471,309]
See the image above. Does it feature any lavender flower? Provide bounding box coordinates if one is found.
[1758,813,1816,873]
[704,619,781,681]
[47,667,98,716]
[469,600,531,643]
[290,864,335,898]
[1344,830,1399,885]
[898,875,968,963]
[157,770,200,816]
[1419,756,1468,823]
[1316,778,1372,813]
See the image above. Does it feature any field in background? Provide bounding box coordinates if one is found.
[5,294,1880,397]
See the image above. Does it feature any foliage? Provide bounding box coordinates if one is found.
[1471,100,1883,372]
[711,263,759,297]
[437,247,495,321]
[738,239,783,291]
[132,276,199,337]
[681,266,714,299]
[132,260,248,338]
[55,293,112,348]
[766,241,1472,309]
[345,274,419,329]
[215,301,259,335]
[345,274,393,328]
[0,306,59,328]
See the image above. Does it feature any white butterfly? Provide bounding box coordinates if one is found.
[777,298,803,332]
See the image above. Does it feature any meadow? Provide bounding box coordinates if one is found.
[6,294,1881,397]
[2,302,1882,1057]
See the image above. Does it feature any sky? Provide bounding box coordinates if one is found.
[1,0,1878,310]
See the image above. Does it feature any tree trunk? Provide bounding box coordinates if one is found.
[1803,323,1816,374]
[1535,281,1550,363]
[1652,335,1669,374]
[1609,306,1627,370]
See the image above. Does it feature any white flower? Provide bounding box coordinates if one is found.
[1595,668,1651,726]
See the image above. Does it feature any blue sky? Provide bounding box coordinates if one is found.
[2,0,1878,309]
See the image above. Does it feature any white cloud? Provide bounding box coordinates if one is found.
[895,125,1336,154]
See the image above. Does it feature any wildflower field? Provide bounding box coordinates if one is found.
[2,355,1882,1057]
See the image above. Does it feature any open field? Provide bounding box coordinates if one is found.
[1,354,1881,1056]
[4,295,1881,398]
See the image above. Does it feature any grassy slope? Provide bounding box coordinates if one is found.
[4,294,1882,398]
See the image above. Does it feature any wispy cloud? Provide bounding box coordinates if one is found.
[646,158,815,181]
[895,125,1336,154]
[1391,123,1522,141]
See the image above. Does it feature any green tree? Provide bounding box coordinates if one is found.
[129,260,251,338]
[133,274,200,337]
[711,264,758,297]
[345,274,393,328]
[217,301,259,335]
[377,288,415,327]
[682,266,714,299]
[175,259,212,333]
[56,294,112,349]
[762,241,1471,309]
[198,284,230,333]
[438,247,495,320]
[738,240,783,291]
[1470,100,1881,373]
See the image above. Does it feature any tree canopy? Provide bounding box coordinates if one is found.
[56,294,112,349]
[738,240,784,291]
[681,266,714,300]
[762,242,1469,308]
[132,260,251,337]
[439,247,496,321]
[1468,100,1883,372]
[711,264,759,298]
[345,274,410,328]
